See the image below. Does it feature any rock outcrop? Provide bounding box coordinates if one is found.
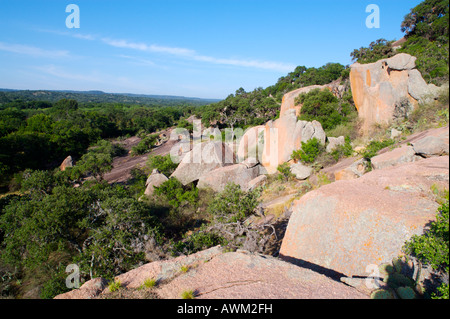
[60,156,73,171]
[279,82,348,118]
[55,246,367,299]
[326,136,345,153]
[236,125,265,162]
[350,53,441,131]
[290,163,313,180]
[261,110,326,174]
[280,85,329,117]
[280,156,449,278]
[370,144,418,170]
[371,125,449,170]
[197,163,260,192]
[144,169,169,196]
[170,141,235,185]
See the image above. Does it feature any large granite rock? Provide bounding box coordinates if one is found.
[144,169,169,196]
[350,53,440,131]
[279,82,349,118]
[170,141,235,185]
[326,136,346,153]
[236,125,265,162]
[280,85,329,117]
[290,163,313,180]
[280,156,449,278]
[197,163,260,193]
[56,246,368,299]
[261,110,326,174]
[371,144,418,170]
[411,132,449,157]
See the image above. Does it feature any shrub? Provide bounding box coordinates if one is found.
[292,138,323,164]
[131,134,158,156]
[277,163,294,181]
[108,280,121,292]
[143,278,157,288]
[172,232,226,256]
[296,89,358,131]
[147,154,178,177]
[207,183,261,223]
[362,139,395,160]
[181,290,195,299]
[330,136,353,161]
[153,178,198,209]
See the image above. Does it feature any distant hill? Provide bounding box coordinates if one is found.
[0,88,220,107]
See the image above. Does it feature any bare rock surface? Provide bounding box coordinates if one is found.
[170,141,235,185]
[350,53,441,131]
[60,156,73,171]
[144,170,169,196]
[371,144,418,170]
[280,156,449,278]
[197,163,259,192]
[55,246,368,299]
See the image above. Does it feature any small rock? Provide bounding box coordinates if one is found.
[60,156,73,171]
[412,135,449,157]
[290,163,313,180]
[246,175,268,191]
[390,128,402,139]
[326,136,345,153]
[145,171,169,196]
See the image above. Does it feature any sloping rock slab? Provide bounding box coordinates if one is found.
[55,246,367,299]
[371,144,418,170]
[170,141,235,185]
[280,156,449,278]
[155,250,367,299]
[197,164,259,193]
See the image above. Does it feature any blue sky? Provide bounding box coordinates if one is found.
[0,0,422,99]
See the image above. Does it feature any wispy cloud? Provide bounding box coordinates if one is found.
[102,38,196,56]
[101,37,295,72]
[33,28,295,72]
[35,28,97,41]
[0,42,70,58]
[118,54,156,67]
[34,64,102,82]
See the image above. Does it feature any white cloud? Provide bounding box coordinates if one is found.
[118,54,156,67]
[0,42,70,58]
[34,65,102,83]
[101,37,294,72]
[102,38,195,56]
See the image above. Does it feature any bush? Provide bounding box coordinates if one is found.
[131,134,158,156]
[277,163,294,181]
[172,232,226,256]
[296,89,357,131]
[292,138,323,164]
[207,183,261,223]
[330,136,353,161]
[153,178,198,209]
[362,139,395,160]
[147,155,178,177]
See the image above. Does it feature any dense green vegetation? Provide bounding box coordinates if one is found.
[0,98,197,190]
[295,88,357,131]
[0,89,218,108]
[198,62,350,129]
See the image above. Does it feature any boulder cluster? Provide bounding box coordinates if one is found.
[57,53,448,300]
